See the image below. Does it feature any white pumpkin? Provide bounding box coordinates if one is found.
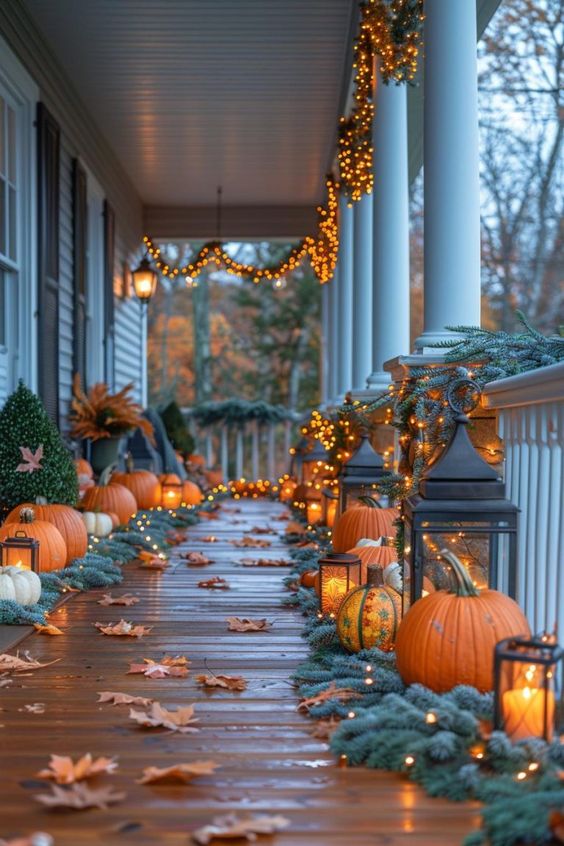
[81,511,113,537]
[0,572,16,602]
[2,567,42,605]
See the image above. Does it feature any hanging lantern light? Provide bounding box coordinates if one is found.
[160,473,183,509]
[0,532,40,573]
[494,633,562,743]
[338,429,387,516]
[402,380,518,615]
[132,255,158,305]
[318,552,362,617]
[300,438,331,487]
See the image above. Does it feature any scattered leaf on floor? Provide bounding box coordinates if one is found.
[196,673,247,692]
[239,558,289,567]
[295,541,319,549]
[21,703,45,715]
[285,521,306,535]
[226,617,271,632]
[197,577,229,589]
[191,813,290,844]
[183,551,214,566]
[0,673,13,688]
[310,717,341,740]
[127,656,190,678]
[94,620,152,638]
[33,624,64,636]
[97,691,153,707]
[129,702,199,733]
[139,557,168,569]
[230,538,271,548]
[34,782,126,811]
[37,754,118,784]
[274,513,289,521]
[167,531,187,543]
[244,526,276,535]
[200,536,218,543]
[0,834,54,846]
[297,682,357,713]
[136,760,220,784]
[97,593,139,606]
[0,653,59,673]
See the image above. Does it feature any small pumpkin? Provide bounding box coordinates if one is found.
[107,512,121,529]
[336,566,402,653]
[300,569,318,589]
[188,453,206,467]
[332,498,398,553]
[74,458,94,479]
[81,467,138,525]
[0,508,67,572]
[347,540,398,582]
[395,549,531,693]
[5,501,88,565]
[181,479,203,506]
[81,511,114,538]
[3,566,42,605]
[0,571,16,602]
[204,468,223,488]
[111,459,161,509]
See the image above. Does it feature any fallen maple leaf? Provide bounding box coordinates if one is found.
[244,526,276,535]
[94,620,152,638]
[200,536,218,543]
[129,702,199,733]
[295,541,319,549]
[34,782,125,811]
[197,577,229,589]
[226,617,271,632]
[191,813,290,845]
[33,624,64,636]
[136,760,220,784]
[97,593,139,606]
[0,653,58,673]
[183,551,214,566]
[0,673,13,688]
[127,656,190,678]
[38,753,118,784]
[139,557,168,569]
[274,513,289,521]
[285,521,306,535]
[230,537,271,548]
[310,717,341,740]
[16,444,44,474]
[167,531,187,543]
[297,682,357,713]
[97,691,153,707]
[196,673,247,692]
[22,703,45,714]
[239,558,289,567]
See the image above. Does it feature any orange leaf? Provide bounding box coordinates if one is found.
[191,814,289,845]
[0,653,59,673]
[183,551,214,566]
[230,537,271,548]
[239,558,289,567]
[97,594,139,606]
[136,760,220,784]
[244,526,276,535]
[197,577,229,590]
[37,754,118,784]
[297,681,357,713]
[129,702,199,733]
[94,620,152,638]
[33,624,64,636]
[200,536,218,543]
[226,617,271,632]
[34,782,126,810]
[127,656,190,678]
[196,673,247,692]
[97,691,153,707]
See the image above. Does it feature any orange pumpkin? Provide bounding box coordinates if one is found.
[181,480,203,506]
[81,468,138,525]
[347,543,398,583]
[331,500,398,553]
[395,550,530,693]
[188,454,205,467]
[0,507,67,572]
[300,569,318,588]
[204,468,223,488]
[5,502,87,565]
[337,570,402,653]
[74,458,94,480]
[107,512,121,529]
[111,467,161,509]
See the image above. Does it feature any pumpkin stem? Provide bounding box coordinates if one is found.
[98,464,116,487]
[358,495,382,509]
[366,565,384,587]
[439,548,480,598]
[125,452,134,473]
[19,507,35,524]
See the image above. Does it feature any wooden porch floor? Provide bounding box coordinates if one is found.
[0,500,480,845]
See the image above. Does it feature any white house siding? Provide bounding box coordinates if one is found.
[0,0,146,425]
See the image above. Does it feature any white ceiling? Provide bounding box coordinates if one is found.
[24,0,355,209]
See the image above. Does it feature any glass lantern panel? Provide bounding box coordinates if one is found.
[320,565,359,616]
[497,651,557,742]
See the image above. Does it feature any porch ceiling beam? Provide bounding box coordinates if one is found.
[142,204,319,242]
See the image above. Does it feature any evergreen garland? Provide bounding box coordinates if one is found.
[189,399,296,429]
[0,381,79,508]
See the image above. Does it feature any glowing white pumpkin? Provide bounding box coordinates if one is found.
[3,567,42,605]
[81,512,113,538]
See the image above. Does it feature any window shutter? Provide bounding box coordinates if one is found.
[103,199,115,387]
[37,102,60,423]
[72,159,88,385]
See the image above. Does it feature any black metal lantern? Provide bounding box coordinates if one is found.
[300,438,331,489]
[132,255,158,305]
[338,430,387,516]
[288,436,308,480]
[402,380,518,614]
[318,552,362,617]
[494,634,562,743]
[0,532,40,573]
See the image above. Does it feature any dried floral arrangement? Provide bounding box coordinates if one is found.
[70,377,154,442]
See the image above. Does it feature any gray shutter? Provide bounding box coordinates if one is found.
[72,159,87,384]
[37,102,60,423]
[103,200,115,387]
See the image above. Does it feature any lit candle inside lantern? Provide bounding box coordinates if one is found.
[326,498,338,528]
[502,663,555,742]
[307,501,322,525]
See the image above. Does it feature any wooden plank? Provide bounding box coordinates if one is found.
[0,500,480,845]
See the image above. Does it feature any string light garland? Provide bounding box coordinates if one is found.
[143,177,339,286]
[339,0,424,203]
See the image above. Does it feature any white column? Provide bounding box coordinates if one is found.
[235,427,243,478]
[220,427,228,482]
[320,283,330,406]
[337,196,354,399]
[352,193,373,392]
[251,420,259,479]
[328,268,340,403]
[415,0,481,348]
[267,424,276,481]
[367,69,410,391]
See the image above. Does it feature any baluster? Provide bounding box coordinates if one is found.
[235,426,243,479]
[221,426,228,483]
[251,420,259,480]
[267,423,276,481]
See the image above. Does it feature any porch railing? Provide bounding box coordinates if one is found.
[483,362,564,637]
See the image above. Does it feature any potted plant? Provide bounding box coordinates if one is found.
[70,377,153,475]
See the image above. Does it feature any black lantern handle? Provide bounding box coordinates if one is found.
[447,378,481,417]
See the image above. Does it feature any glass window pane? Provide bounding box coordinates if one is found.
[8,185,16,260]
[0,270,6,346]
[0,178,6,255]
[0,98,4,177]
[7,106,15,183]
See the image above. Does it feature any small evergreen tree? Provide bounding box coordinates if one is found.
[0,381,79,508]
[159,400,195,457]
